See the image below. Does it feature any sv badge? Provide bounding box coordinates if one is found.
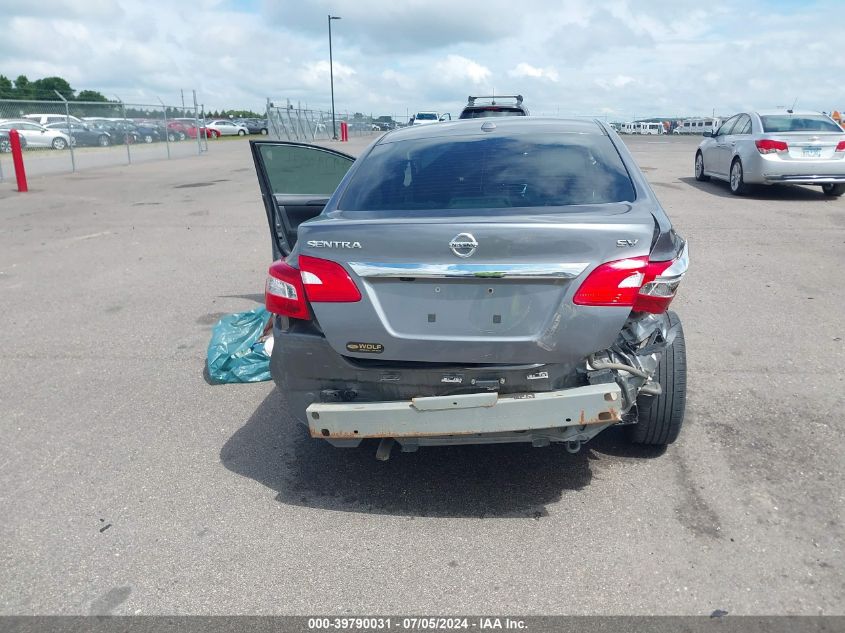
[616,239,639,247]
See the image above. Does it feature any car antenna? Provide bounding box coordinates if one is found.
[788,97,798,114]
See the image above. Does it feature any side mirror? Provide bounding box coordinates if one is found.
[439,113,451,121]
[703,130,714,138]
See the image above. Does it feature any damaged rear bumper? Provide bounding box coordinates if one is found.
[307,383,622,442]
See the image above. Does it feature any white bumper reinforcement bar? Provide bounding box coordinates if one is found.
[306,383,623,439]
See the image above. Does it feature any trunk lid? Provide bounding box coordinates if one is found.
[765,133,845,161]
[298,210,655,365]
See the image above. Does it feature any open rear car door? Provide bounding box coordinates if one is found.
[250,140,356,259]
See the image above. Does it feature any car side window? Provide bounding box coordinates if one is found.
[735,115,752,135]
[715,116,737,136]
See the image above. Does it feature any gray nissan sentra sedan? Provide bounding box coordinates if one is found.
[251,118,689,459]
[695,109,845,196]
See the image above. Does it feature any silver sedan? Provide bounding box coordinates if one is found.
[695,110,845,196]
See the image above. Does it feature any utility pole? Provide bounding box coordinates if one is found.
[328,14,342,140]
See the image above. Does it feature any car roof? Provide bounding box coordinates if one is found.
[752,109,831,117]
[378,117,607,143]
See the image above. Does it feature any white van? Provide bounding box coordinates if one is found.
[638,122,663,135]
[23,113,83,126]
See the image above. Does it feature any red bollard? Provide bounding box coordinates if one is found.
[340,121,349,142]
[9,129,28,192]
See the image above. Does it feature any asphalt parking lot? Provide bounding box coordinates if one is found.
[1,133,843,615]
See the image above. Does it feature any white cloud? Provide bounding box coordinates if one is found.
[433,55,491,85]
[1,0,843,119]
[508,63,559,82]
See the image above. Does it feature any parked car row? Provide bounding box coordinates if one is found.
[0,115,253,150]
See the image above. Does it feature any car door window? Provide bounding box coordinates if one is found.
[715,116,738,137]
[252,142,356,257]
[734,115,751,135]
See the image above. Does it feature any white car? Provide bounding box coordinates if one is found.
[411,111,450,125]
[205,120,249,136]
[0,120,73,149]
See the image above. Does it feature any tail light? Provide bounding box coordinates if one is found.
[835,141,845,152]
[573,257,648,306]
[574,243,688,314]
[298,255,362,303]
[755,139,788,154]
[266,260,309,319]
[265,256,361,319]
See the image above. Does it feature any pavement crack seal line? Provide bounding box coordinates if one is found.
[68,231,113,242]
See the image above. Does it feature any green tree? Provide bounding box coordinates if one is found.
[14,75,31,98]
[31,76,74,99]
[76,90,109,102]
[0,75,13,97]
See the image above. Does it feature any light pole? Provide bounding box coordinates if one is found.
[328,14,341,140]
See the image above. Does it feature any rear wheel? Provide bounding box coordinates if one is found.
[0,138,9,153]
[628,311,686,446]
[52,137,67,150]
[167,132,177,142]
[729,158,749,195]
[822,183,845,197]
[98,135,110,147]
[143,134,153,144]
[178,132,186,141]
[694,151,709,181]
[238,129,246,136]
[260,128,268,135]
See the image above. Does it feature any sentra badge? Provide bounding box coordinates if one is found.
[307,240,362,249]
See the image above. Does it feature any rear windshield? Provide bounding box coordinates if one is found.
[460,108,526,119]
[415,113,437,120]
[339,133,635,212]
[761,115,841,133]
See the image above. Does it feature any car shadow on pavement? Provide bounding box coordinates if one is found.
[678,177,829,200]
[219,388,652,518]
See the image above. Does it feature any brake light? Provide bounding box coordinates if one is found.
[574,243,689,314]
[266,260,309,319]
[298,255,361,303]
[755,139,788,154]
[835,141,845,152]
[573,257,649,306]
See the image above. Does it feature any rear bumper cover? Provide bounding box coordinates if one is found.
[271,322,587,427]
[762,174,845,185]
[307,383,622,440]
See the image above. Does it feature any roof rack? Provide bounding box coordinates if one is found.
[466,95,524,106]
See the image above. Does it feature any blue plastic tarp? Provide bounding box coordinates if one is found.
[206,306,273,384]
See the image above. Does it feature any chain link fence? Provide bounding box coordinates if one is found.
[0,97,217,182]
[266,100,383,142]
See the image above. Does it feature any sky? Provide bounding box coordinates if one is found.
[0,0,840,120]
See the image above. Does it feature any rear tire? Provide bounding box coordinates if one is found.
[729,158,749,195]
[98,135,110,147]
[238,129,246,136]
[52,137,67,150]
[260,128,268,135]
[694,151,709,181]
[143,134,153,144]
[628,311,687,446]
[0,138,9,153]
[822,183,845,197]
